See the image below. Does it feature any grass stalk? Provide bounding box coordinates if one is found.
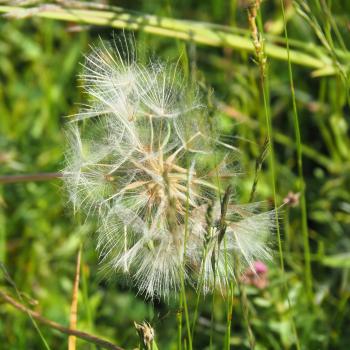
[279,0,314,304]
[180,276,192,350]
[224,254,234,350]
[236,277,255,349]
[0,4,337,72]
[209,279,216,350]
[81,251,96,350]
[247,1,301,348]
[225,282,234,350]
[260,76,301,350]
[177,294,183,350]
[190,244,209,339]
[68,246,82,350]
[178,164,193,350]
[221,188,234,349]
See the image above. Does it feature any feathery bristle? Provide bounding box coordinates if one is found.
[63,34,275,299]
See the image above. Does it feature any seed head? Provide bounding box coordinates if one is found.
[63,34,275,299]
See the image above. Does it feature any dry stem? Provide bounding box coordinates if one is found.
[0,290,124,350]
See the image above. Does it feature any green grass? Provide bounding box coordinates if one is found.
[1,0,350,349]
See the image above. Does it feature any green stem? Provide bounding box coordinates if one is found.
[225,295,233,350]
[180,277,192,350]
[280,0,314,304]
[178,163,192,350]
[0,5,336,72]
[224,281,234,350]
[260,46,303,350]
[81,249,96,350]
[191,244,209,339]
[235,258,255,349]
[177,294,183,350]
[253,4,301,349]
[209,283,216,350]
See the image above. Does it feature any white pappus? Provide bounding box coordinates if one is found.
[62,33,276,299]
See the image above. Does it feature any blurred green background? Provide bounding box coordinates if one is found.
[0,0,350,349]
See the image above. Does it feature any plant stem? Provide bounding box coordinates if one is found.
[191,244,209,339]
[0,291,124,350]
[178,164,192,350]
[279,0,314,304]
[0,4,336,72]
[180,277,192,350]
[68,246,82,350]
[249,1,301,348]
[177,293,183,350]
[0,172,62,184]
[209,285,216,350]
[0,264,51,350]
[236,277,255,349]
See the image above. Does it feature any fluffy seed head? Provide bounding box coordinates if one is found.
[63,34,275,299]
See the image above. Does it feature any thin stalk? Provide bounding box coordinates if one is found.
[209,278,216,350]
[177,293,183,350]
[0,291,124,350]
[236,270,255,349]
[294,1,347,81]
[176,42,191,349]
[178,164,192,350]
[218,186,233,350]
[0,264,51,350]
[250,2,301,348]
[0,187,6,263]
[223,237,234,350]
[261,78,302,349]
[81,251,96,350]
[209,185,232,349]
[180,276,192,350]
[223,236,229,350]
[191,243,209,339]
[279,0,314,304]
[225,281,234,350]
[0,172,62,184]
[319,0,347,52]
[68,246,82,350]
[246,0,302,348]
[206,89,223,350]
[240,134,269,348]
[249,138,269,203]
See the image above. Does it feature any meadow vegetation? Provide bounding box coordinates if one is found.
[0,0,349,349]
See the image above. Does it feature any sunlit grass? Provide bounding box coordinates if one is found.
[1,0,350,349]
